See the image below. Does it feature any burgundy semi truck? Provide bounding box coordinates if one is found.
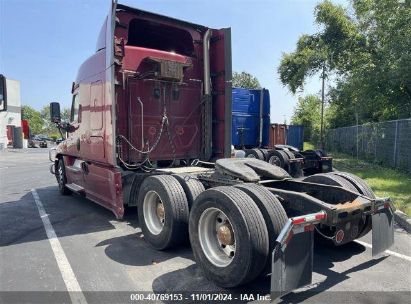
[48,1,394,299]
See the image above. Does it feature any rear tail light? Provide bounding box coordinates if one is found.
[292,217,305,225]
[315,212,327,221]
[292,211,326,225]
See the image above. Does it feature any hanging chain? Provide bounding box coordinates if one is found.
[118,84,178,169]
[117,113,168,155]
[314,226,335,240]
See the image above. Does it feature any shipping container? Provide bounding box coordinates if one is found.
[269,123,287,147]
[287,125,304,150]
[231,88,270,148]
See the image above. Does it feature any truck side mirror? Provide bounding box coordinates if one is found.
[0,74,7,112]
[50,102,61,123]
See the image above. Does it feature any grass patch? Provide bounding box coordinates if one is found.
[330,152,411,216]
[303,142,316,150]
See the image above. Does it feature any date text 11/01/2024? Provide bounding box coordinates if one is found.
[129,293,271,301]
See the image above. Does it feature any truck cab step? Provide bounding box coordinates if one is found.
[65,183,85,193]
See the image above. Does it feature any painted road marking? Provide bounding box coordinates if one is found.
[31,189,87,304]
[356,240,411,262]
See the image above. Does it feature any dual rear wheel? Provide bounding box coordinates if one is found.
[267,149,294,170]
[244,148,265,160]
[303,172,375,241]
[137,175,288,287]
[137,175,189,250]
[189,186,287,286]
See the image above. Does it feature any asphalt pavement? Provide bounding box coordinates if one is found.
[0,149,410,304]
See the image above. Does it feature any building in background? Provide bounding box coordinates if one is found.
[0,78,22,149]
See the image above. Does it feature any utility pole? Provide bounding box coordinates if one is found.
[320,65,325,149]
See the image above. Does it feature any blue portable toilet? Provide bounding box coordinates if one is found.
[231,88,270,149]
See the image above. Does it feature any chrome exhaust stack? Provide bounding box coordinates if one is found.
[203,29,212,95]
[203,29,212,160]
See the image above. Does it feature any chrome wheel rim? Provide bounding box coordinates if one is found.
[143,191,165,235]
[198,207,235,267]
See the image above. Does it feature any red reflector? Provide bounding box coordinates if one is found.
[315,213,327,220]
[384,203,390,209]
[292,217,305,225]
[335,229,344,244]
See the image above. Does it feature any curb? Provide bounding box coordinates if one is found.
[394,210,411,233]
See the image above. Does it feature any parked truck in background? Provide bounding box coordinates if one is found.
[231,87,333,177]
[48,1,394,299]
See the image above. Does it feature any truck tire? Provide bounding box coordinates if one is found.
[173,174,205,209]
[244,148,265,160]
[258,149,270,161]
[267,150,289,168]
[138,175,189,250]
[331,172,375,237]
[331,172,375,199]
[189,186,269,287]
[303,173,358,193]
[234,183,288,274]
[56,158,71,195]
[282,149,295,161]
[303,173,373,242]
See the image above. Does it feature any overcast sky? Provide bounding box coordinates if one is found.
[0,0,347,123]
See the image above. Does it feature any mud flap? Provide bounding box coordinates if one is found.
[372,207,394,256]
[270,211,326,300]
[271,231,314,300]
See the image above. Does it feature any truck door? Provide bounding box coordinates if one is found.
[81,80,113,209]
[64,92,85,188]
[86,80,105,162]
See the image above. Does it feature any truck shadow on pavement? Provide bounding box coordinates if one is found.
[0,187,121,247]
[93,206,194,267]
[0,185,389,303]
[278,244,387,303]
[95,232,193,267]
[1,185,193,268]
[151,241,387,303]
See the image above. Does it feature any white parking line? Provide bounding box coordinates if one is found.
[355,240,411,262]
[31,189,87,304]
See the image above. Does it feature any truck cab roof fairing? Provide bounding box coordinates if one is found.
[116,3,207,32]
[96,17,108,53]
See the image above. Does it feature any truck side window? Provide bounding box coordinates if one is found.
[71,94,80,122]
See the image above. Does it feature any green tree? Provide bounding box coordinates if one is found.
[40,105,55,136]
[40,105,71,137]
[291,95,322,143]
[278,0,411,128]
[61,107,70,122]
[232,71,261,89]
[21,105,43,135]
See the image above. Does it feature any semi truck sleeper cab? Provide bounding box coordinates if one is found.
[49,2,394,300]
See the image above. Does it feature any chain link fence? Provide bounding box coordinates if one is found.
[325,118,411,173]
